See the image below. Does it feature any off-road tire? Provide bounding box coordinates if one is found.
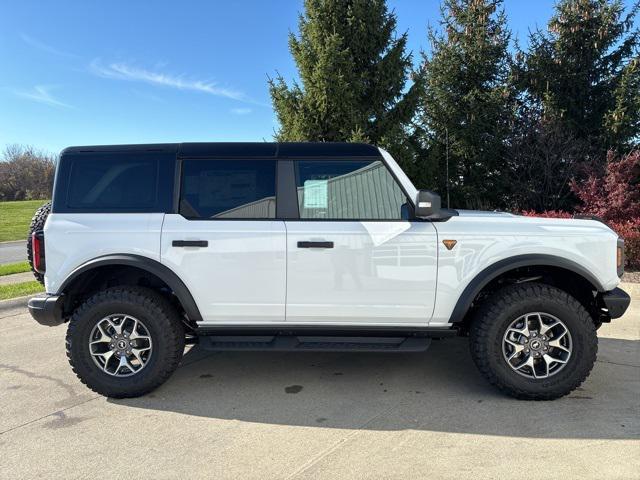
[26,201,51,285]
[470,282,598,400]
[66,286,185,398]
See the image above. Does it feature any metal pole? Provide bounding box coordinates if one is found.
[445,127,450,209]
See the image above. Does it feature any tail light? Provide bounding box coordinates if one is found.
[32,231,46,274]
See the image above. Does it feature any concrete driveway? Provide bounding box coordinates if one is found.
[0,240,26,264]
[1,286,638,479]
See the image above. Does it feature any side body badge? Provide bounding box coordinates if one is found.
[443,239,457,250]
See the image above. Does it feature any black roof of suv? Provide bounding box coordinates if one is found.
[61,142,381,158]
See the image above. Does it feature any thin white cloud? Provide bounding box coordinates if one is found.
[90,59,250,103]
[20,33,78,58]
[231,107,252,115]
[13,85,72,108]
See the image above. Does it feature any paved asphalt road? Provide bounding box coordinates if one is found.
[1,285,638,479]
[0,240,26,264]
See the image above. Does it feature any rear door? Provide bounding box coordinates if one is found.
[161,158,286,324]
[285,159,438,325]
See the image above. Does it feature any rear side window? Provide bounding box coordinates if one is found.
[180,159,276,219]
[53,152,175,213]
[67,157,157,209]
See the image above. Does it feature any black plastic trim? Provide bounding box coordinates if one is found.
[449,254,606,324]
[298,241,334,248]
[195,324,457,337]
[601,287,631,319]
[276,160,299,219]
[197,335,433,352]
[172,240,208,247]
[57,254,203,322]
[28,295,64,327]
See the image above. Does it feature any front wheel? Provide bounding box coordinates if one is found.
[66,287,185,398]
[470,283,598,400]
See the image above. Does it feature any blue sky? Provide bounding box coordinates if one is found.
[0,0,635,154]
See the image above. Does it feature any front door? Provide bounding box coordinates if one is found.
[161,158,286,324]
[285,159,438,325]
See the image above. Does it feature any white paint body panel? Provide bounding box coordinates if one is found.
[160,214,286,324]
[429,211,620,326]
[44,213,164,294]
[285,221,438,325]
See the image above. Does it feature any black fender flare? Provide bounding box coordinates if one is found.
[448,254,605,323]
[57,254,202,322]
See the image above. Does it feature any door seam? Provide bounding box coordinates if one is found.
[283,220,288,323]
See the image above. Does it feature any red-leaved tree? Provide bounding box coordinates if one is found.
[523,150,640,269]
[571,150,640,223]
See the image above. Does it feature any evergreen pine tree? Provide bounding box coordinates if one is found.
[522,0,639,156]
[418,0,515,209]
[269,0,423,166]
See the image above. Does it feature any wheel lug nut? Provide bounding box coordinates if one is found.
[524,349,530,353]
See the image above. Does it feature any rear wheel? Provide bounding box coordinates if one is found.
[470,283,597,400]
[66,287,185,398]
[26,201,51,285]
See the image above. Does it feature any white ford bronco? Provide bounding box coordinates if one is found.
[27,142,630,400]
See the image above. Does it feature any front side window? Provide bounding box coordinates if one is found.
[180,159,276,219]
[295,160,408,220]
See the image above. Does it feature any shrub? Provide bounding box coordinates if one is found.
[611,219,640,270]
[520,210,572,219]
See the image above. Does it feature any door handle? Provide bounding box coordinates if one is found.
[172,240,208,247]
[297,241,334,249]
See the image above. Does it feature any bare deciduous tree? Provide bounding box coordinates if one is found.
[0,145,56,201]
[507,118,592,212]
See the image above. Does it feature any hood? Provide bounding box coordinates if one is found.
[445,210,616,236]
[456,210,516,218]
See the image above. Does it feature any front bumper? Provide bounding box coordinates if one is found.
[601,288,631,319]
[28,294,64,326]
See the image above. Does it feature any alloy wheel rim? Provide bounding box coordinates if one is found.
[89,314,153,377]
[502,312,572,380]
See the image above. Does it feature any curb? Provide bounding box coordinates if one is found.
[0,295,34,312]
[0,240,26,245]
[620,282,639,297]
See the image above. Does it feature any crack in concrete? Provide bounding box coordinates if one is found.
[596,359,639,368]
[0,363,78,398]
[0,395,99,435]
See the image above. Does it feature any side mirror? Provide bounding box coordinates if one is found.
[415,190,441,218]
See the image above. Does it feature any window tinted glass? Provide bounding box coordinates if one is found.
[180,160,276,219]
[67,156,158,209]
[295,160,408,220]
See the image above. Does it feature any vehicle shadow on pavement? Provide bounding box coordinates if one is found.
[115,336,639,440]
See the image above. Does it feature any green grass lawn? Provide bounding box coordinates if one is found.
[0,199,48,242]
[0,261,31,276]
[0,280,44,300]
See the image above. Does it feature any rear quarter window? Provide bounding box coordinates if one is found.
[53,152,175,213]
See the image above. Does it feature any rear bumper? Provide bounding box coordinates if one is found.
[28,294,64,326]
[601,288,631,319]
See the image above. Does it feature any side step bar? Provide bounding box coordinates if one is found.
[197,335,432,353]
